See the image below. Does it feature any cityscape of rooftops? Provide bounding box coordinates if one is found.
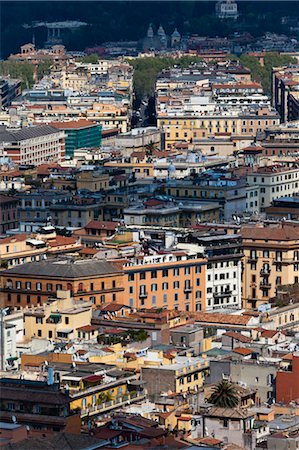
[0,1,299,449]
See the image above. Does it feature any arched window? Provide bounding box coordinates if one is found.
[78,282,84,292]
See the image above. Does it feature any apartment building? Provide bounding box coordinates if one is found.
[0,194,18,234]
[76,169,110,192]
[124,200,221,228]
[0,377,80,437]
[177,230,243,311]
[17,189,72,233]
[51,119,102,158]
[245,165,299,213]
[23,291,92,341]
[141,355,208,399]
[158,106,279,148]
[50,196,104,228]
[166,176,247,221]
[241,225,299,309]
[272,66,299,122]
[0,125,65,165]
[0,259,124,308]
[122,251,207,312]
[86,102,130,133]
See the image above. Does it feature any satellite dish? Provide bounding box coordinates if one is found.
[12,415,17,424]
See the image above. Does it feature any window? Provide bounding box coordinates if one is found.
[25,282,31,289]
[196,266,201,274]
[223,419,229,428]
[16,281,21,289]
[36,317,43,324]
[151,271,157,279]
[49,330,53,338]
[173,281,180,289]
[173,268,180,276]
[36,282,42,291]
[56,284,62,290]
[129,273,134,282]
[162,282,168,290]
[140,272,146,280]
[163,294,168,303]
[129,286,134,294]
[152,295,156,306]
[185,267,190,275]
[37,330,42,337]
[151,284,157,292]
[174,293,178,302]
[65,317,69,325]
[46,283,53,291]
[162,269,168,277]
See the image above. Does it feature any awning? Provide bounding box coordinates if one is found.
[83,375,103,383]
[49,314,61,324]
[6,356,18,362]
[57,328,73,334]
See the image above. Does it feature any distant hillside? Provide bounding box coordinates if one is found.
[1,1,299,58]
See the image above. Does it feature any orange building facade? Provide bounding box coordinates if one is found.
[123,252,207,312]
[0,260,124,309]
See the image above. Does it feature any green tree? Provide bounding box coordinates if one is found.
[81,54,99,64]
[208,381,239,408]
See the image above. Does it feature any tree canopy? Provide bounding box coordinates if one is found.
[207,380,239,408]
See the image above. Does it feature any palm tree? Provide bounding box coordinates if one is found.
[207,381,239,408]
[145,141,159,156]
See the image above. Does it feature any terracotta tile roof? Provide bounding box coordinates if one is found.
[195,313,252,326]
[0,234,28,245]
[224,331,252,343]
[197,437,223,445]
[261,329,279,338]
[47,236,78,247]
[76,325,98,332]
[50,119,98,130]
[282,353,293,361]
[79,247,98,255]
[101,303,128,312]
[241,225,299,241]
[233,347,253,356]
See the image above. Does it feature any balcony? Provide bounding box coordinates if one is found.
[213,290,232,298]
[248,256,258,263]
[260,282,271,289]
[80,392,146,418]
[260,269,271,276]
[184,286,192,293]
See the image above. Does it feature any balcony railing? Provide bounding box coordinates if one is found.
[260,282,271,289]
[213,290,232,298]
[260,269,271,276]
[80,392,145,417]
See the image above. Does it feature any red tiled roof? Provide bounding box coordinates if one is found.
[101,303,128,312]
[76,325,98,332]
[47,236,78,247]
[241,225,299,241]
[79,248,98,255]
[0,234,28,245]
[233,347,253,356]
[224,331,252,343]
[261,329,278,338]
[50,119,98,130]
[195,313,253,326]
